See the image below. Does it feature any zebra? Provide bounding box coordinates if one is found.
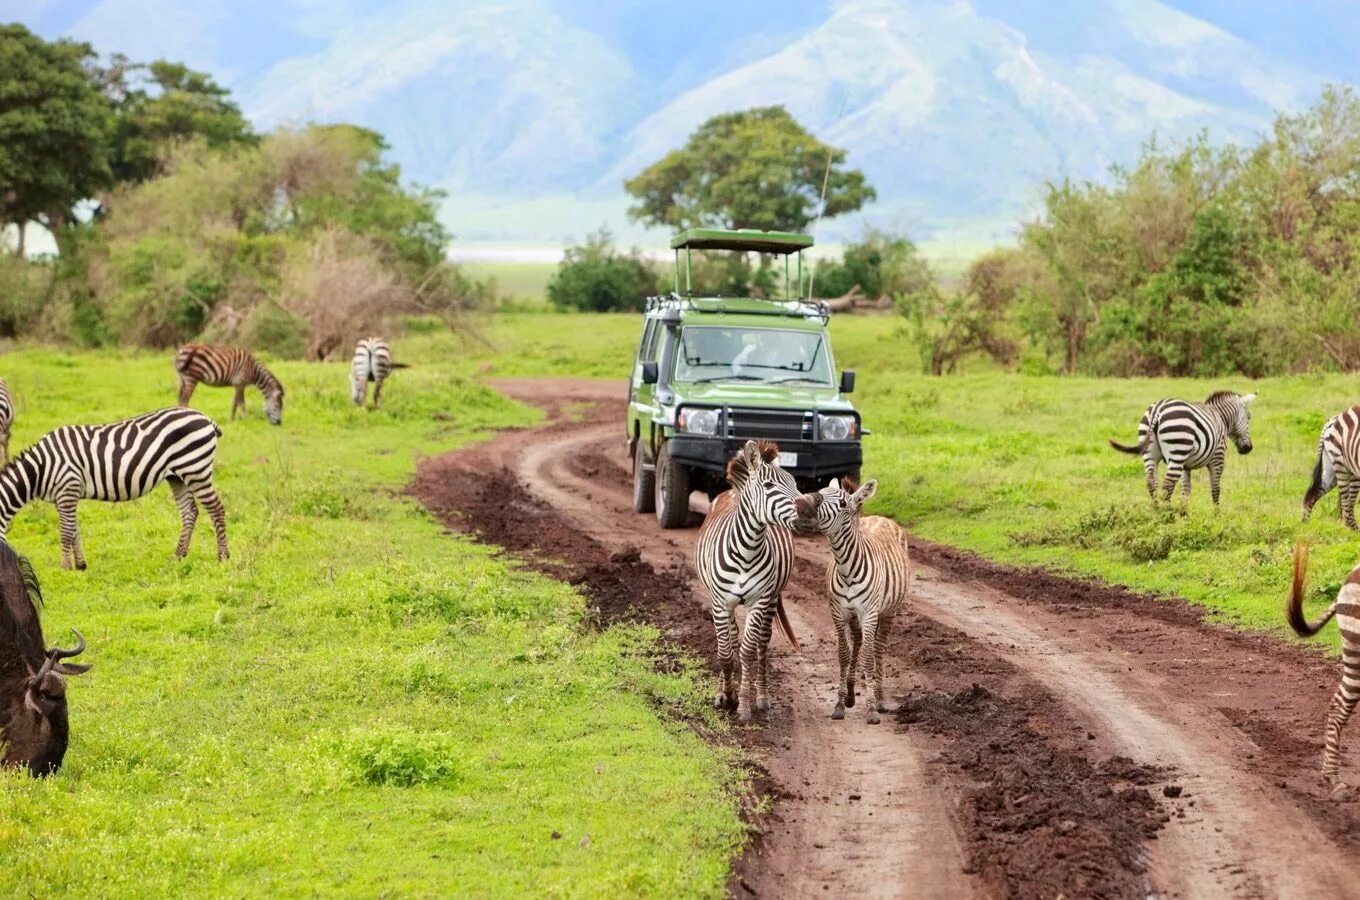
[0,408,229,569]
[350,338,407,409]
[0,378,13,466]
[1287,543,1360,801]
[174,345,285,425]
[1109,390,1256,507]
[1303,407,1360,527]
[695,439,814,721]
[799,477,910,724]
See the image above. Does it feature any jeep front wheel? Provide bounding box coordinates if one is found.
[632,441,655,513]
[654,442,691,529]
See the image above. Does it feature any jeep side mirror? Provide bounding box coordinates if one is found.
[839,370,855,394]
[642,361,659,385]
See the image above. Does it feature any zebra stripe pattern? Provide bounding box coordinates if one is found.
[0,378,13,466]
[1303,407,1360,528]
[1109,390,1256,506]
[1288,543,1360,801]
[801,477,911,724]
[174,344,285,425]
[695,440,811,721]
[0,408,229,569]
[350,338,393,409]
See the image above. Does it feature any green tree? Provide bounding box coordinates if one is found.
[98,55,255,185]
[813,228,932,299]
[0,25,112,253]
[547,229,658,312]
[625,106,875,233]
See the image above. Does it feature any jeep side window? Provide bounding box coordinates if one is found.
[639,321,661,363]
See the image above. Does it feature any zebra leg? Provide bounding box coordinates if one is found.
[1340,472,1360,531]
[873,614,893,713]
[738,606,772,721]
[167,476,199,558]
[1322,671,1360,800]
[711,605,737,710]
[846,616,862,709]
[1208,455,1225,507]
[56,494,85,571]
[861,612,882,724]
[373,378,384,410]
[177,376,197,408]
[1179,469,1192,515]
[1143,455,1159,501]
[187,479,229,561]
[351,378,365,407]
[1159,462,1184,505]
[832,604,850,719]
[0,422,9,466]
[231,384,246,421]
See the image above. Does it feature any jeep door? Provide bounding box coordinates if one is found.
[629,319,663,454]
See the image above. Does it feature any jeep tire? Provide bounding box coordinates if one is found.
[632,441,655,513]
[654,442,691,529]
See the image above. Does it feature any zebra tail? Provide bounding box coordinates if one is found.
[1287,542,1337,638]
[774,596,800,652]
[388,362,411,370]
[1303,447,1328,513]
[1108,438,1144,454]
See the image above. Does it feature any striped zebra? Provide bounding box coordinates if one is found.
[696,440,813,721]
[800,477,910,724]
[0,408,229,569]
[1109,390,1256,507]
[0,378,13,466]
[1303,407,1359,527]
[350,338,406,409]
[174,345,285,425]
[1288,543,1360,801]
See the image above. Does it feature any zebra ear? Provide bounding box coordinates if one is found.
[828,478,841,492]
[742,440,762,469]
[852,479,878,506]
[1242,392,1257,406]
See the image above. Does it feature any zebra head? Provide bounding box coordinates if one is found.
[800,476,878,538]
[1208,390,1255,454]
[264,386,284,426]
[727,440,808,533]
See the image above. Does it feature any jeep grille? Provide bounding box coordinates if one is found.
[725,408,812,442]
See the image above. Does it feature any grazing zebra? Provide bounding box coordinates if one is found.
[174,344,285,425]
[1287,543,1360,801]
[1303,408,1360,527]
[350,338,407,409]
[799,477,910,724]
[0,378,13,466]
[0,408,229,569]
[696,439,813,721]
[1109,390,1256,507]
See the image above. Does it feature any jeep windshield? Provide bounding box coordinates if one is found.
[673,326,832,385]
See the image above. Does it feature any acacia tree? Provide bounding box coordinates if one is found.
[624,106,875,233]
[0,25,112,253]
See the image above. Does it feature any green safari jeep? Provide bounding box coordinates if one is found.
[628,228,863,528]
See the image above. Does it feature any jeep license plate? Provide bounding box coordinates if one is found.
[777,452,798,467]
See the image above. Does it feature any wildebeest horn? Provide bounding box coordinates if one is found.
[50,629,90,675]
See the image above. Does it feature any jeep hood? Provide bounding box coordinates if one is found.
[673,381,852,410]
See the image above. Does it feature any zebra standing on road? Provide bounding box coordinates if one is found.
[1287,543,1360,801]
[350,338,406,409]
[0,378,14,466]
[0,408,229,569]
[696,439,812,721]
[174,344,285,425]
[799,477,911,724]
[1303,407,1360,527]
[1109,390,1256,507]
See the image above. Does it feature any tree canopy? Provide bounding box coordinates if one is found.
[624,106,875,233]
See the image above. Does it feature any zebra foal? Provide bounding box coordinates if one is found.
[1287,543,1360,801]
[1303,407,1360,528]
[696,439,813,721]
[174,344,285,425]
[1109,390,1255,507]
[350,338,406,409]
[799,477,910,724]
[0,408,228,569]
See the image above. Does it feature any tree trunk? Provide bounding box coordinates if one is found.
[14,221,24,257]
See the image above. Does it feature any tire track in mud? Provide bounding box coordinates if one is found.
[414,378,1360,899]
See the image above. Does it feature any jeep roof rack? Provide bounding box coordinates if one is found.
[669,228,815,300]
[644,293,830,324]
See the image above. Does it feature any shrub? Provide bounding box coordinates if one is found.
[547,228,659,312]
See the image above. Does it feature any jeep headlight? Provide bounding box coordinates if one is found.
[678,407,720,436]
[818,414,856,441]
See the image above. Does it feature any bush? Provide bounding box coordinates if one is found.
[814,228,932,300]
[547,228,659,312]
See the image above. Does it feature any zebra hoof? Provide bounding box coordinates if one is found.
[866,712,881,725]
[876,701,889,713]
[75,560,87,571]
[844,693,855,709]
[1329,783,1354,803]
[737,708,753,723]
[831,705,845,720]
[713,693,731,711]
[755,697,770,713]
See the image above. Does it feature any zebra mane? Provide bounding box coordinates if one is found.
[726,440,780,487]
[838,475,861,494]
[1204,390,1240,404]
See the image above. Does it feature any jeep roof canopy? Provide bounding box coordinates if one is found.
[669,227,815,299]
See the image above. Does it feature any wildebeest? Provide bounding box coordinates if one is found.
[0,540,89,776]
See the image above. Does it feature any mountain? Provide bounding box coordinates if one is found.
[8,0,1353,248]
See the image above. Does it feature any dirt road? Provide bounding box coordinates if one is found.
[413,379,1360,899]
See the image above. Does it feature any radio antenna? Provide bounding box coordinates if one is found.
[806,90,850,301]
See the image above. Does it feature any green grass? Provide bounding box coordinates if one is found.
[461,261,558,306]
[430,312,1354,636]
[0,346,744,896]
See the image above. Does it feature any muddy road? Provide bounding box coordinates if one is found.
[413,379,1360,899]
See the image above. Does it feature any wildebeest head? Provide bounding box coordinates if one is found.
[0,544,89,777]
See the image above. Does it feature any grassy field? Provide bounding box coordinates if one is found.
[460,261,557,306]
[0,345,744,895]
[448,311,1354,634]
